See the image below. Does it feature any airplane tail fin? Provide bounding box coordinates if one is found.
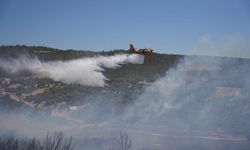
[129,44,135,52]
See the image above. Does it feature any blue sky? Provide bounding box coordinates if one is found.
[0,0,249,54]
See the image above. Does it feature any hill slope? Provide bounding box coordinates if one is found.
[1,45,250,150]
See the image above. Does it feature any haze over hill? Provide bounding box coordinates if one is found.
[0,45,250,150]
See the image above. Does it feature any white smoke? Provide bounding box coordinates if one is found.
[125,55,250,131]
[190,35,250,58]
[0,54,144,87]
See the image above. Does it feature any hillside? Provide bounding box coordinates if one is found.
[1,45,250,150]
[0,45,181,107]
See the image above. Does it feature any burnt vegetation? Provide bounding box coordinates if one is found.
[109,132,132,150]
[0,132,143,150]
[0,132,73,150]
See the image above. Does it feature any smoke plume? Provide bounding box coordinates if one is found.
[125,55,250,136]
[190,35,250,58]
[0,54,144,87]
